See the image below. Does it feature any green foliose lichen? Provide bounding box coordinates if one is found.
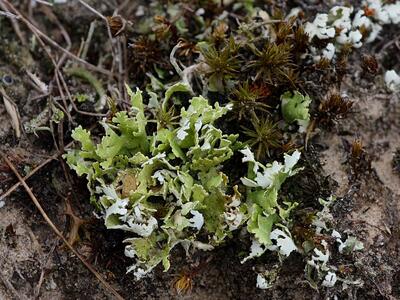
[65,85,302,279]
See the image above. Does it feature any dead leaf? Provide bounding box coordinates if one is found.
[65,200,86,247]
[0,87,21,138]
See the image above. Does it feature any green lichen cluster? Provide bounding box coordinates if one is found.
[63,0,371,291]
[65,84,303,279]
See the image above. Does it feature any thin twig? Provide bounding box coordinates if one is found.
[0,9,18,18]
[0,141,73,201]
[35,268,46,299]
[76,0,104,19]
[0,271,29,300]
[35,0,53,6]
[9,2,105,119]
[34,241,57,299]
[29,93,50,101]
[0,151,125,300]
[122,35,128,104]
[39,5,72,70]
[26,228,46,298]
[54,71,73,124]
[2,0,113,77]
[81,20,97,60]
[0,2,26,45]
[59,68,107,117]
[75,0,126,104]
[76,0,117,58]
[375,34,400,59]
[23,15,73,125]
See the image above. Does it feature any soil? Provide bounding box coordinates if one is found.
[0,1,399,300]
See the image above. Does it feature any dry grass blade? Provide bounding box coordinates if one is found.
[3,1,106,119]
[80,20,97,60]
[0,87,21,138]
[75,0,127,103]
[0,151,125,300]
[2,0,113,77]
[26,70,49,94]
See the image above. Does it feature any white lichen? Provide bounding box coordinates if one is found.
[385,70,400,92]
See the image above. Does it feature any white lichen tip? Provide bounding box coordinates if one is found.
[384,70,400,92]
[322,271,337,287]
[305,14,336,40]
[269,229,298,257]
[322,43,336,60]
[256,273,271,289]
[188,210,204,230]
[240,147,255,163]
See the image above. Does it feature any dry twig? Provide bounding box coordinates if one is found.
[0,1,26,45]
[0,270,29,300]
[2,0,113,77]
[0,141,74,201]
[0,151,125,300]
[76,0,127,104]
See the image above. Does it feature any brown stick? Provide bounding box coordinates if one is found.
[0,1,26,45]
[0,141,74,201]
[75,0,124,104]
[2,0,113,77]
[0,271,29,300]
[0,151,125,300]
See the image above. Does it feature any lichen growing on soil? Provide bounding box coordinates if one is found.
[0,0,400,299]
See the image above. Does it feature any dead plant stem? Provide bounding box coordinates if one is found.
[0,151,125,300]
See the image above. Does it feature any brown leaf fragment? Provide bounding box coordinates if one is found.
[0,87,21,138]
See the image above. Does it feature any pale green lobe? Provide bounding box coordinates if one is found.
[281,91,311,124]
[65,86,246,277]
